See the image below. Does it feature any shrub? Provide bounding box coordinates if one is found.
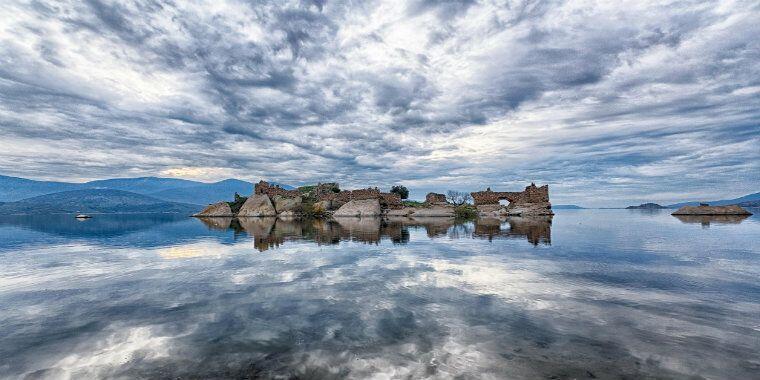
[454,204,478,220]
[401,200,426,208]
[446,190,472,205]
[295,200,328,218]
[390,185,409,199]
[227,192,248,214]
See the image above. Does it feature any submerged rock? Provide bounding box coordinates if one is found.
[238,194,277,217]
[193,202,234,217]
[671,204,752,215]
[333,199,382,217]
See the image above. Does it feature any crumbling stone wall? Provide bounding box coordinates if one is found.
[318,187,378,202]
[425,193,447,205]
[471,183,549,206]
[312,183,340,199]
[254,180,301,198]
[380,193,402,209]
[256,181,401,210]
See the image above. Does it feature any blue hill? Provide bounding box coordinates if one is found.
[0,189,202,215]
[0,174,294,204]
[0,175,80,202]
[148,179,255,205]
[667,192,760,208]
[552,204,585,209]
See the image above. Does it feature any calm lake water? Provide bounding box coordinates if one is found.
[0,210,758,379]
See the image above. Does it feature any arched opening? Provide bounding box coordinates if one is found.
[498,199,510,207]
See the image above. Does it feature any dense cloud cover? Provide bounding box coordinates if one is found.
[0,0,757,206]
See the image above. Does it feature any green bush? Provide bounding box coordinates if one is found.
[390,185,409,199]
[294,200,328,218]
[454,204,478,220]
[401,200,426,208]
[227,193,248,214]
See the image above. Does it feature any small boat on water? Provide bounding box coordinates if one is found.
[75,213,92,219]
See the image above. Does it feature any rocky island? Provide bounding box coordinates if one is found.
[194,181,554,219]
[671,203,753,216]
[626,203,667,209]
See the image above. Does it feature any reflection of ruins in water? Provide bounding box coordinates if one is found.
[474,216,552,245]
[673,214,750,228]
[197,215,552,251]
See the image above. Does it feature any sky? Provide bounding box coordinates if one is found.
[0,0,758,207]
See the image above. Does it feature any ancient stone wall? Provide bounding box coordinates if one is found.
[425,193,447,205]
[254,180,301,198]
[318,187,380,202]
[471,183,549,206]
[312,183,340,199]
[380,193,403,209]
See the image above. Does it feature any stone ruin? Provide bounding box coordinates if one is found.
[254,180,402,211]
[196,180,551,218]
[254,180,301,198]
[425,192,447,205]
[471,183,552,216]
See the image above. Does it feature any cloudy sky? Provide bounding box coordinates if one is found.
[0,0,757,206]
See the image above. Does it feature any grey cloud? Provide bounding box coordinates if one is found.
[0,0,757,205]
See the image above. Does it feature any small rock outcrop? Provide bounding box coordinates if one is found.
[672,204,752,215]
[626,203,666,209]
[333,199,382,217]
[238,194,277,217]
[193,202,234,217]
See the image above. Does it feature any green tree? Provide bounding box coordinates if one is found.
[390,185,409,200]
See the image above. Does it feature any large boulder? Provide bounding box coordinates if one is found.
[272,195,302,215]
[193,202,234,217]
[333,199,382,217]
[506,203,554,216]
[314,200,337,211]
[238,194,277,217]
[410,206,455,217]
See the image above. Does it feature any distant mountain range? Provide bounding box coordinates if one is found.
[552,204,585,209]
[0,175,293,205]
[666,192,760,208]
[0,189,201,215]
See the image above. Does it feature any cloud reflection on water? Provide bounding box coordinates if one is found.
[0,212,758,379]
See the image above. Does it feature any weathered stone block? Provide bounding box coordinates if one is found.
[333,199,382,217]
[238,194,277,217]
[193,202,234,217]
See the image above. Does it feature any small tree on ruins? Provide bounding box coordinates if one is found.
[390,185,409,200]
[446,190,472,205]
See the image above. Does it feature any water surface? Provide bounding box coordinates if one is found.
[0,210,758,379]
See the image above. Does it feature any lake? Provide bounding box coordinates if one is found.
[0,210,758,379]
